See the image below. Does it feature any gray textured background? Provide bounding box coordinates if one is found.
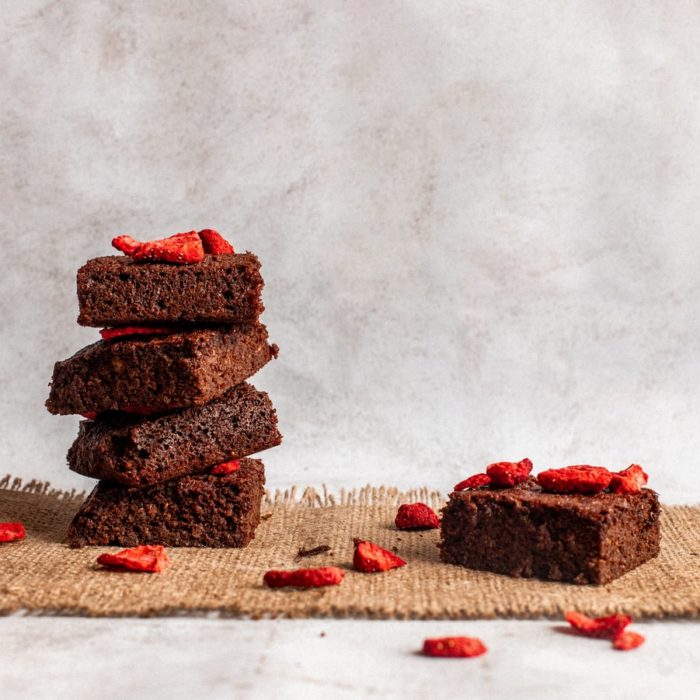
[2,1,699,501]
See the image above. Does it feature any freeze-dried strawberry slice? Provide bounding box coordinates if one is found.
[395,503,440,530]
[112,235,141,255]
[609,464,649,495]
[112,231,205,264]
[263,566,344,588]
[100,326,175,342]
[211,459,240,475]
[422,637,487,658]
[97,544,170,573]
[537,466,612,494]
[613,630,645,651]
[564,611,632,638]
[353,539,406,573]
[486,458,533,487]
[454,473,492,491]
[198,229,235,254]
[0,522,26,543]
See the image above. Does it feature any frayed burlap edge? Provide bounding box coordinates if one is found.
[2,475,699,620]
[0,474,446,510]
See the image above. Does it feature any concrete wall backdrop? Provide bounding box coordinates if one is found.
[2,1,700,501]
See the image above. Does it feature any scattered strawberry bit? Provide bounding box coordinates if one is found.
[564,610,644,651]
[395,503,440,530]
[112,231,205,264]
[537,466,612,494]
[263,566,344,588]
[0,522,26,543]
[564,611,632,638]
[100,326,175,342]
[210,459,240,475]
[454,473,492,491]
[422,637,487,658]
[112,235,141,256]
[198,229,235,254]
[353,538,406,573]
[295,545,332,560]
[81,412,98,420]
[96,544,170,573]
[613,630,645,651]
[487,458,533,487]
[609,464,649,495]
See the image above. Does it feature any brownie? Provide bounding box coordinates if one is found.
[46,323,278,416]
[440,480,661,584]
[76,253,264,326]
[68,458,265,547]
[68,382,281,487]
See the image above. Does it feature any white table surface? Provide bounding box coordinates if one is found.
[3,616,699,699]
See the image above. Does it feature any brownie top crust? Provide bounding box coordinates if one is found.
[77,252,264,326]
[451,479,659,516]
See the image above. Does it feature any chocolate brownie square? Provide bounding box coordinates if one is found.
[67,382,281,487]
[68,458,265,548]
[77,253,264,326]
[46,323,277,416]
[440,480,660,584]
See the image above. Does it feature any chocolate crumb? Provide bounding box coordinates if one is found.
[295,544,331,560]
[261,513,273,521]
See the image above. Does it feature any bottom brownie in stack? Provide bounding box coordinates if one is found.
[69,458,265,548]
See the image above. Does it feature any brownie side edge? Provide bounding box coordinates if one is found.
[67,382,281,487]
[67,458,265,548]
[76,253,264,326]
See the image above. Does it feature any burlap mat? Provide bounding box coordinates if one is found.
[1,475,699,619]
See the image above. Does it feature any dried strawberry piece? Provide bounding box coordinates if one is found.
[211,459,240,475]
[537,466,612,494]
[486,458,533,487]
[100,326,175,342]
[564,611,632,638]
[112,235,141,255]
[112,231,205,264]
[422,637,487,658]
[81,412,98,420]
[395,503,440,530]
[454,473,492,491]
[609,464,649,495]
[353,539,406,573]
[613,630,645,651]
[198,229,235,254]
[0,522,26,543]
[263,566,344,588]
[96,544,170,573]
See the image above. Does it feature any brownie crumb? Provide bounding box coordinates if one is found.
[295,545,332,560]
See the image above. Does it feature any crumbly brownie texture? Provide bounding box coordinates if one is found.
[46,323,278,415]
[77,253,264,326]
[440,480,660,584]
[68,382,281,487]
[68,458,265,548]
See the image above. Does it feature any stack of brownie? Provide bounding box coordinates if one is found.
[46,234,280,548]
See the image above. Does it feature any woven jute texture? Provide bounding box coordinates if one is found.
[1,475,699,619]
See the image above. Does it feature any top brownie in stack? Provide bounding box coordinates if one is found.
[77,252,264,326]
